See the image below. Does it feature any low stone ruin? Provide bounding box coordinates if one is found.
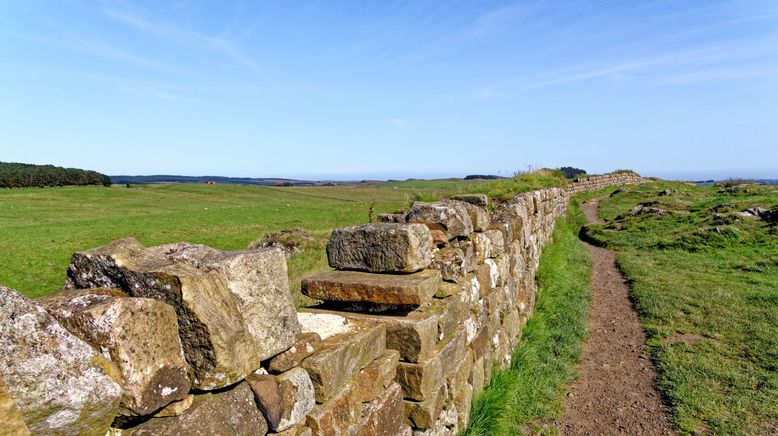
[0,175,642,435]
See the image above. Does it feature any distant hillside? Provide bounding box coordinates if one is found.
[0,162,111,188]
[111,174,351,187]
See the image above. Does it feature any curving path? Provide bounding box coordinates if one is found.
[555,198,674,435]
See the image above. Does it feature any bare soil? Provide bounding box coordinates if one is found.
[555,199,674,435]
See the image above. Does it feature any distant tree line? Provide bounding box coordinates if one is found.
[0,162,111,188]
[559,166,587,179]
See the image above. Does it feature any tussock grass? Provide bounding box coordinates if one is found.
[465,202,592,435]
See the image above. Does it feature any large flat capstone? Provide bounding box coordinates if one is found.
[301,270,441,306]
[0,285,122,435]
[405,200,474,240]
[63,237,300,390]
[326,223,433,273]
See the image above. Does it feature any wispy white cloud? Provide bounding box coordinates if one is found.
[101,6,261,73]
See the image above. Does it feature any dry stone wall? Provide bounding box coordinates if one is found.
[565,172,645,195]
[0,175,643,436]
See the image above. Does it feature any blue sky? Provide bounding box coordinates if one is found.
[1,1,776,180]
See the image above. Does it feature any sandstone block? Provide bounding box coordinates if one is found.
[303,307,436,364]
[277,367,316,431]
[40,290,190,415]
[0,285,122,435]
[457,201,490,231]
[395,328,466,402]
[472,232,491,263]
[451,239,477,273]
[425,294,469,343]
[64,238,299,390]
[429,230,448,247]
[470,357,485,397]
[355,382,405,436]
[127,382,267,436]
[406,201,473,240]
[435,282,463,298]
[430,247,467,283]
[403,384,446,429]
[301,270,440,307]
[300,322,386,402]
[326,223,432,273]
[269,332,322,374]
[484,229,505,257]
[353,350,400,403]
[454,383,473,430]
[153,394,194,418]
[305,381,361,436]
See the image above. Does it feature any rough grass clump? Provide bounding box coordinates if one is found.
[248,227,318,256]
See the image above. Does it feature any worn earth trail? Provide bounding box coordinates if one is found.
[555,198,674,435]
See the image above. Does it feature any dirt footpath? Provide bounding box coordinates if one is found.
[555,199,674,435]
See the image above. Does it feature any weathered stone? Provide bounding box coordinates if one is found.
[355,382,404,436]
[430,246,467,283]
[304,307,437,364]
[0,378,29,436]
[472,232,491,263]
[64,238,299,390]
[406,201,473,240]
[450,239,477,273]
[326,223,432,273]
[269,332,322,373]
[378,212,406,223]
[247,373,283,430]
[457,201,490,232]
[475,263,497,295]
[153,394,194,418]
[353,350,400,403]
[395,356,442,402]
[301,270,441,307]
[127,382,267,436]
[435,282,463,298]
[403,384,446,429]
[454,384,473,430]
[40,290,190,415]
[300,322,386,402]
[446,348,474,402]
[277,367,315,431]
[305,381,361,436]
[484,230,505,257]
[425,294,469,343]
[450,193,488,208]
[0,285,122,435]
[470,357,485,397]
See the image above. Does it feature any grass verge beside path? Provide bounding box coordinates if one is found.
[465,202,592,435]
[585,181,778,434]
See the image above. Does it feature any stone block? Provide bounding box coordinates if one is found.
[64,238,299,389]
[470,356,485,397]
[303,307,436,364]
[277,367,316,431]
[153,394,194,418]
[353,350,400,403]
[430,246,467,283]
[326,223,432,273]
[435,282,463,298]
[300,322,386,402]
[127,382,267,436]
[395,328,466,402]
[269,332,322,374]
[40,290,190,415]
[457,201,490,232]
[451,239,477,273]
[484,230,505,257]
[305,381,361,436]
[355,382,404,436]
[301,270,440,307]
[450,193,488,208]
[454,383,473,429]
[406,201,473,240]
[0,285,122,436]
[472,232,491,263]
[425,294,469,343]
[403,384,446,429]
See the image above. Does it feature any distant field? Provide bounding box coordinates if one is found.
[583,181,778,434]
[0,182,487,299]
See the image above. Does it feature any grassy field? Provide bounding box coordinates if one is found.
[0,171,570,300]
[465,202,592,435]
[584,181,778,434]
[0,183,426,299]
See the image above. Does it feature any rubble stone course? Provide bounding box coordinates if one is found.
[0,172,643,435]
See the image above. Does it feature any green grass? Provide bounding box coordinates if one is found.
[583,181,778,435]
[0,183,438,300]
[465,201,592,435]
